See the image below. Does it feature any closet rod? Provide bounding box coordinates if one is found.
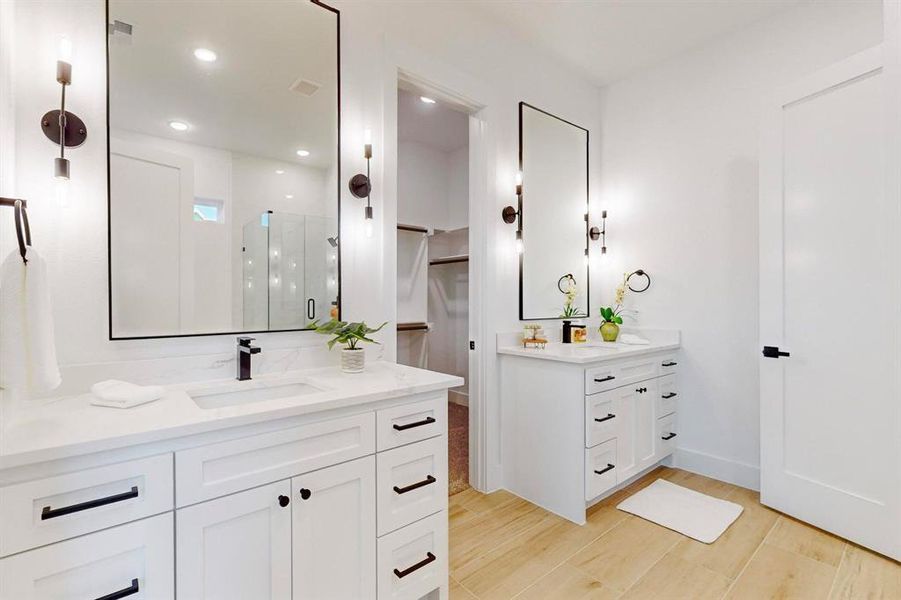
[429,255,469,266]
[397,322,430,332]
[397,223,429,234]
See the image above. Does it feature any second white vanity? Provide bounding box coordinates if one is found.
[499,331,680,524]
[0,362,461,600]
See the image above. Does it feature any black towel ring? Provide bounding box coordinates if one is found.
[557,273,576,293]
[626,269,651,293]
[0,197,31,264]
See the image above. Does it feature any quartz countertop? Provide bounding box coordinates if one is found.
[0,362,463,470]
[497,337,680,365]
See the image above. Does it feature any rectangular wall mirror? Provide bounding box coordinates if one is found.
[107,0,340,339]
[519,102,589,320]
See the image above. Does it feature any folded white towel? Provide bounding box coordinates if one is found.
[619,333,651,345]
[0,247,61,392]
[90,380,165,409]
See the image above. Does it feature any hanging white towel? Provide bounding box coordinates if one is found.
[0,247,61,392]
[90,380,165,409]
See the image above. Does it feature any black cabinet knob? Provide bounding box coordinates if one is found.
[278,495,290,507]
[299,488,312,500]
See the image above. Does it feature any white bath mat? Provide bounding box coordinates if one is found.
[616,479,743,543]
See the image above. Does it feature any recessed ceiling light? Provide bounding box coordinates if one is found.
[193,48,217,62]
[420,96,436,104]
[285,194,294,199]
[296,150,310,157]
[168,120,189,131]
[275,169,285,175]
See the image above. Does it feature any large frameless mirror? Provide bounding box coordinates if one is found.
[107,0,340,339]
[519,102,589,320]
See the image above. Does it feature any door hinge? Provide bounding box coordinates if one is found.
[762,345,790,358]
[469,341,475,350]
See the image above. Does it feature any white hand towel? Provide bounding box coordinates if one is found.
[90,380,165,409]
[0,247,61,392]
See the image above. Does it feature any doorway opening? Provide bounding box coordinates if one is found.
[395,84,472,495]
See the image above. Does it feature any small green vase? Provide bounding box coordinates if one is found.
[600,321,620,342]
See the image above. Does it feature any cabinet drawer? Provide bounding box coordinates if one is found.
[0,453,173,557]
[656,413,678,457]
[176,413,375,506]
[0,512,173,600]
[377,436,447,536]
[585,358,658,395]
[585,392,618,448]
[377,510,447,600]
[656,374,678,417]
[377,394,446,451]
[585,439,618,501]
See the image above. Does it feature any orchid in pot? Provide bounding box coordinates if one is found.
[599,274,628,342]
[309,318,387,373]
[559,275,586,343]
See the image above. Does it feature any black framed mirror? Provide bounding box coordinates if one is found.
[518,102,590,320]
[106,0,340,339]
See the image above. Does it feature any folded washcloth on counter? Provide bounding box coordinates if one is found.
[619,333,651,345]
[90,379,165,408]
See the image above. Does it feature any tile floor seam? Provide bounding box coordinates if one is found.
[454,575,481,600]
[614,533,683,598]
[452,505,547,579]
[824,542,850,600]
[718,516,781,599]
[563,517,646,594]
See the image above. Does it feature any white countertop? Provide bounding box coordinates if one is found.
[0,362,463,470]
[498,339,680,364]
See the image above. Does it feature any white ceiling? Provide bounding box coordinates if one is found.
[397,88,469,152]
[471,0,803,86]
[108,0,338,169]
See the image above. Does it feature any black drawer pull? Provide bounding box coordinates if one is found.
[661,392,677,399]
[299,488,312,500]
[95,578,139,600]
[394,475,436,495]
[394,552,436,579]
[594,375,615,383]
[594,463,615,475]
[278,495,290,507]
[41,486,139,521]
[662,361,678,367]
[594,413,616,423]
[661,433,677,440]
[393,416,436,431]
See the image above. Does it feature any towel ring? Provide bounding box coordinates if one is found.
[626,269,651,293]
[557,273,576,294]
[0,197,31,264]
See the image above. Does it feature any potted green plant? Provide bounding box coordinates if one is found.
[308,319,387,373]
[599,274,628,342]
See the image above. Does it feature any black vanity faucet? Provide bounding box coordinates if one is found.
[237,337,261,381]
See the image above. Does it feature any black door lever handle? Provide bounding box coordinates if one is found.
[762,346,790,358]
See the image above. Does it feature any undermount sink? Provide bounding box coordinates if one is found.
[189,380,325,409]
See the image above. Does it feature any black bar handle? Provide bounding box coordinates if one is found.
[594,413,616,423]
[393,552,436,579]
[661,433,677,440]
[95,579,139,600]
[307,298,315,320]
[662,361,678,367]
[594,464,615,475]
[393,416,436,431]
[394,475,436,495]
[594,375,615,383]
[762,346,790,359]
[661,392,677,399]
[41,486,139,521]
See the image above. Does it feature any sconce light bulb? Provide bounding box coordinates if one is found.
[363,128,372,145]
[515,171,522,186]
[515,230,524,254]
[54,176,70,208]
[584,249,589,266]
[364,205,374,238]
[58,37,73,62]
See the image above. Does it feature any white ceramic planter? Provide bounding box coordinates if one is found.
[341,348,365,373]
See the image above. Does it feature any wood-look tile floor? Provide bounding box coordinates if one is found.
[448,467,901,600]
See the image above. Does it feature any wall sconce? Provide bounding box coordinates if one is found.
[41,37,87,193]
[349,129,373,237]
[589,210,607,255]
[502,171,523,254]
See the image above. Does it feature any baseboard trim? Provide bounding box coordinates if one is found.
[673,447,760,491]
[449,390,468,407]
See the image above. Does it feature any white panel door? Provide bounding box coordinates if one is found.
[292,456,375,600]
[760,47,901,560]
[0,513,173,600]
[177,480,292,599]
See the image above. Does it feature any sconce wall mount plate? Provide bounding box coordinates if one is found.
[502,206,518,224]
[348,173,371,199]
[41,109,87,148]
[588,226,601,241]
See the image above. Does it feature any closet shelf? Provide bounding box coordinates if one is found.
[397,322,430,332]
[429,254,469,266]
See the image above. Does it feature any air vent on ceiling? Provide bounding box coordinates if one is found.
[289,78,321,97]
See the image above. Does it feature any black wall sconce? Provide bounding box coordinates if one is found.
[348,129,373,237]
[588,210,607,255]
[502,171,523,253]
[41,38,86,183]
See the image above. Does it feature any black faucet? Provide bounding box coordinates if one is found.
[237,337,261,381]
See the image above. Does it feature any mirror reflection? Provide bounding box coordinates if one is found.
[107,0,339,338]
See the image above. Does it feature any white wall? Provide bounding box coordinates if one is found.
[596,0,883,488]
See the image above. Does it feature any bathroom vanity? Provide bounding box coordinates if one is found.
[0,363,461,600]
[498,332,680,524]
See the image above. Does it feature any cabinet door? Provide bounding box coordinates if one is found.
[177,480,292,600]
[0,512,173,600]
[615,381,658,482]
[292,456,375,600]
[635,380,659,473]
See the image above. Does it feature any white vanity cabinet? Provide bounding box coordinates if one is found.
[500,344,679,524]
[0,381,455,600]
